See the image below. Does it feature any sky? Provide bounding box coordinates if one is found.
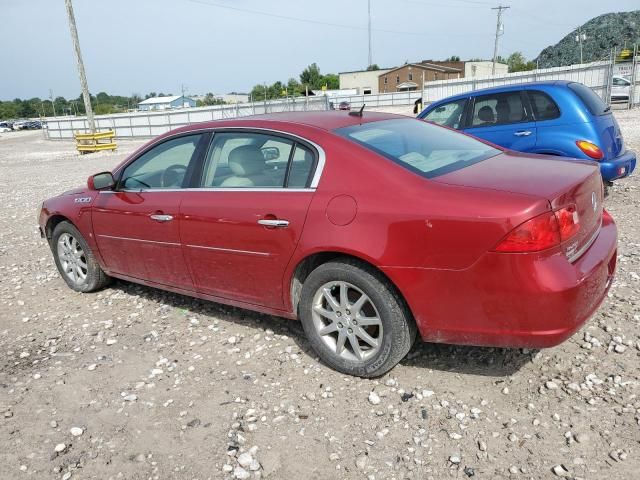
[1,0,638,100]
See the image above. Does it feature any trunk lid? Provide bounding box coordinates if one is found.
[434,151,603,260]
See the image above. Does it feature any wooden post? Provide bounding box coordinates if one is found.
[65,0,96,133]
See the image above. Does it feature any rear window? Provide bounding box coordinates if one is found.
[528,90,561,120]
[336,118,500,178]
[568,82,610,116]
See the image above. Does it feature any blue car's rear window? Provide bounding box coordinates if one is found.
[335,118,500,178]
[568,82,610,116]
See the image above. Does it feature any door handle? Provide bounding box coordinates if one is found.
[258,219,289,228]
[513,130,532,137]
[150,214,173,222]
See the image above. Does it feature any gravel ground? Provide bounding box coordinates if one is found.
[1,111,639,480]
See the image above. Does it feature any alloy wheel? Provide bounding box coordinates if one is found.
[311,281,383,361]
[56,232,88,285]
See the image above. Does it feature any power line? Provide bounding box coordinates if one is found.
[184,0,489,38]
[492,4,510,74]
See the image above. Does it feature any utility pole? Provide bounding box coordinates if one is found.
[491,5,510,75]
[575,26,586,64]
[64,0,95,132]
[367,0,372,68]
[49,89,57,117]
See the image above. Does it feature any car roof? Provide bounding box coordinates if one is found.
[172,111,406,135]
[429,80,574,104]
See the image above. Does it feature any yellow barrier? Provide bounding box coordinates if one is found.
[74,130,117,154]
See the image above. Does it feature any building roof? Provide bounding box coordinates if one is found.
[338,67,394,75]
[381,63,462,76]
[138,95,188,105]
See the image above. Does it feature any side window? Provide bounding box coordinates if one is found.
[201,132,293,188]
[471,92,526,127]
[120,134,203,189]
[287,144,315,188]
[423,99,467,129]
[528,90,560,121]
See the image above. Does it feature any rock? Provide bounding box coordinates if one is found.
[249,459,261,471]
[70,427,83,437]
[87,364,97,371]
[574,432,589,443]
[614,344,626,353]
[368,391,381,405]
[222,464,233,473]
[355,453,368,470]
[237,452,253,468]
[449,455,461,464]
[464,466,475,477]
[123,394,137,402]
[546,381,559,390]
[329,452,340,461]
[478,440,487,452]
[54,443,66,453]
[233,466,250,479]
[552,464,569,476]
[228,336,237,344]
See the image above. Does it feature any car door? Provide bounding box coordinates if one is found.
[463,90,537,151]
[180,130,318,309]
[92,132,209,290]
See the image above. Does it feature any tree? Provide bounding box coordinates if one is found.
[506,52,537,72]
[366,64,380,71]
[299,63,323,89]
[446,55,461,61]
[322,73,339,90]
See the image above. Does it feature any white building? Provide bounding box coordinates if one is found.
[339,68,393,95]
[138,95,196,111]
[465,61,508,77]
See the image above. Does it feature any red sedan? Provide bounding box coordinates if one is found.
[39,111,617,377]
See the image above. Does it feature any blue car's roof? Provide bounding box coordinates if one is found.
[428,80,573,104]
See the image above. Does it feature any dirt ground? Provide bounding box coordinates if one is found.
[1,110,639,480]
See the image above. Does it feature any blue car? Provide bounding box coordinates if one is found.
[418,81,636,183]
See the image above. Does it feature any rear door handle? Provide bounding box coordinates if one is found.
[150,214,173,222]
[514,130,532,137]
[258,219,289,228]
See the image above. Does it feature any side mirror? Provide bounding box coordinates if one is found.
[88,172,115,191]
[261,147,280,161]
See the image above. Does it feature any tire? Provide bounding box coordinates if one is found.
[51,221,111,292]
[299,259,417,377]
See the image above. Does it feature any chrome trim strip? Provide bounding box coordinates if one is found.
[567,218,602,263]
[112,126,326,189]
[185,244,270,257]
[97,234,181,247]
[101,187,315,193]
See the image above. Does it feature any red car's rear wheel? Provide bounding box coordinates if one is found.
[299,259,416,377]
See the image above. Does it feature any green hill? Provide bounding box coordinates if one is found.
[536,10,640,68]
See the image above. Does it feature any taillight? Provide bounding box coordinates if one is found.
[493,205,580,253]
[576,140,604,160]
[555,205,580,241]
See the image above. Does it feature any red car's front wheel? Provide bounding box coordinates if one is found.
[51,221,111,293]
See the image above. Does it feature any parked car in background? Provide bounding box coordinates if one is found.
[338,101,351,111]
[418,81,636,184]
[0,122,11,133]
[39,111,617,377]
[611,75,631,101]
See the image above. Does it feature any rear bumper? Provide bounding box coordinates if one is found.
[382,212,618,349]
[600,149,636,182]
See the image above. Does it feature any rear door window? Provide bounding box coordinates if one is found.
[422,99,467,129]
[471,91,527,127]
[567,82,610,115]
[528,90,561,121]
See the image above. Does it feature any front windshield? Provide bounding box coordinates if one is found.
[336,118,500,178]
